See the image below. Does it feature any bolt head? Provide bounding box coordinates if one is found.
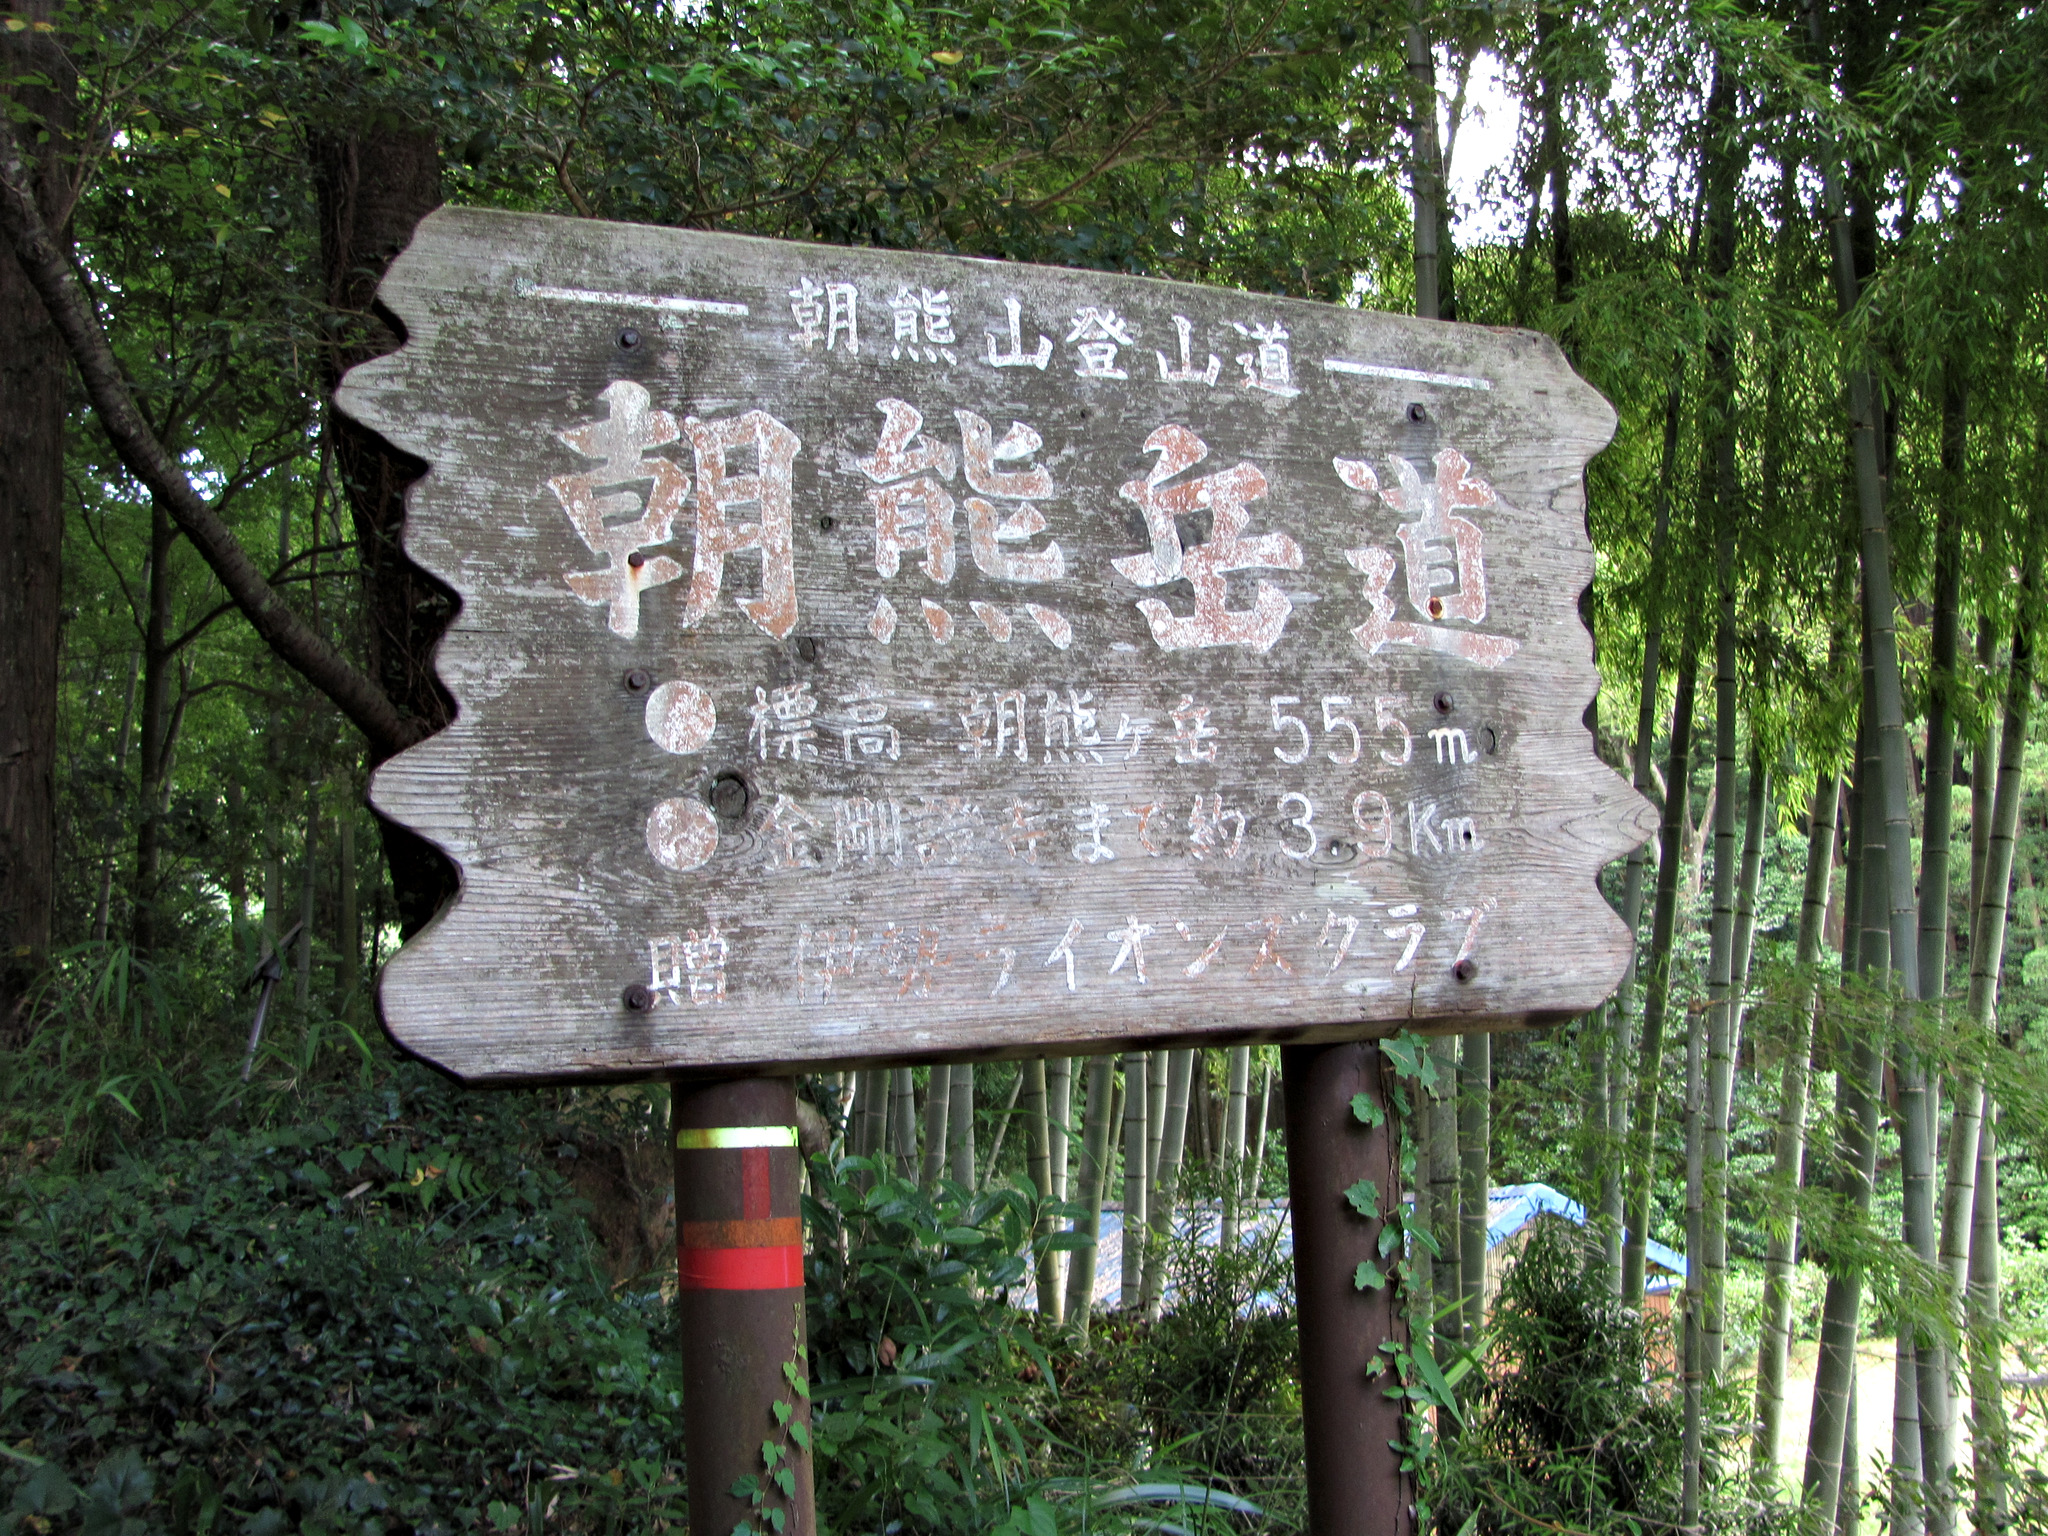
[1453,958,1478,983]
[1407,401,1428,423]
[622,982,654,1011]
[627,550,647,569]
[796,637,818,663]
[819,514,836,532]
[618,327,642,350]
[1433,690,1454,714]
[624,668,652,692]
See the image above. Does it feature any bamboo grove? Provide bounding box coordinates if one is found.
[5,0,2048,1533]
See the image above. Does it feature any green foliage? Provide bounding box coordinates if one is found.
[803,1155,1060,1533]
[1428,1223,1696,1536]
[0,1061,686,1535]
[1044,1190,1303,1530]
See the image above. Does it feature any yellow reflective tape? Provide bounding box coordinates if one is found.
[675,1125,798,1150]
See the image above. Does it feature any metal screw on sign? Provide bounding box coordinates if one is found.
[1454,958,1479,983]
[1407,401,1428,422]
[795,636,818,663]
[624,668,652,692]
[1433,691,1455,714]
[622,982,655,1011]
[618,327,641,350]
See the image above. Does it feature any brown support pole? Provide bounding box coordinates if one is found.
[1284,1041,1415,1536]
[671,1076,816,1536]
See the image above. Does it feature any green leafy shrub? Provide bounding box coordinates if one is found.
[803,1156,1061,1534]
[1431,1222,1686,1534]
[0,1063,685,1535]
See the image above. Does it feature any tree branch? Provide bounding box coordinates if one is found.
[0,112,418,758]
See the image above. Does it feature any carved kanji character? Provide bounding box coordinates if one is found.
[1336,448,1519,668]
[550,381,689,637]
[1115,425,1303,652]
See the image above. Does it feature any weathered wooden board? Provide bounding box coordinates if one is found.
[336,205,1653,1084]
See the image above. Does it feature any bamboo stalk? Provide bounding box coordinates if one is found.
[1606,352,1684,1296]
[1958,568,2037,1525]
[1222,1046,1251,1248]
[1752,771,1841,1492]
[889,1066,917,1179]
[1625,646,1699,1305]
[1140,1049,1196,1319]
[1704,507,1740,1385]
[1024,1058,1062,1325]
[1683,983,1706,1527]
[1967,1105,2007,1532]
[1249,1059,1273,1196]
[1047,1055,1074,1300]
[1120,1051,1149,1308]
[1145,1047,1168,1197]
[1902,472,1964,1527]
[920,1062,950,1187]
[979,1067,1025,1186]
[1458,1031,1490,1348]
[1048,1057,1073,1202]
[947,1063,976,1190]
[1804,625,1888,1529]
[1066,1056,1116,1329]
[1428,1036,1461,1365]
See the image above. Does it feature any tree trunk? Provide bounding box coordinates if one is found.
[0,0,71,1029]
[336,791,360,1004]
[131,499,176,957]
[296,790,319,1010]
[92,639,143,945]
[312,126,455,937]
[1625,647,1699,1304]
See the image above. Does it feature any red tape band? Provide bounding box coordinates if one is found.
[676,1243,804,1291]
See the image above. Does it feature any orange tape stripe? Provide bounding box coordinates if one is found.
[680,1217,802,1250]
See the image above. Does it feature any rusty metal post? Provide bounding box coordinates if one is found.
[671,1077,815,1536]
[1283,1041,1415,1536]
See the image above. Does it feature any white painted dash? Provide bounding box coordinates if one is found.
[515,279,748,318]
[1322,358,1493,391]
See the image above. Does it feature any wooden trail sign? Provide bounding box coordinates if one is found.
[337,206,1654,1084]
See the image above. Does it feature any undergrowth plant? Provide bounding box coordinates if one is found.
[0,1060,686,1535]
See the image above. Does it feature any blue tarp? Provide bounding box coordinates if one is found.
[1015,1184,1687,1312]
